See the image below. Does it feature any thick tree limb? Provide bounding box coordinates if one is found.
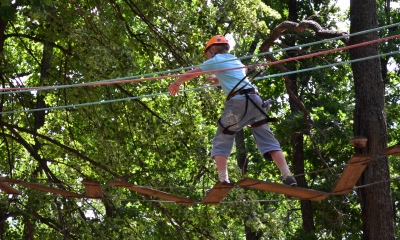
[260,20,348,53]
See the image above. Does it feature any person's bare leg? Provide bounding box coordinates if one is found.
[214,155,229,183]
[269,150,297,186]
[269,150,291,179]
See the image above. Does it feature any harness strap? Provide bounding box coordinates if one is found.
[218,93,277,134]
[218,66,276,134]
[226,67,266,101]
[226,69,256,101]
[249,118,278,128]
[246,93,270,118]
[246,93,278,127]
[218,118,236,135]
[218,95,250,135]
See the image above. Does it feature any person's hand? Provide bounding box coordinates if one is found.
[168,82,180,95]
[206,75,219,85]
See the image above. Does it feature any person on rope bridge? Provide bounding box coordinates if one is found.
[168,35,297,186]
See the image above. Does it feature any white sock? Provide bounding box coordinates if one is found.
[218,169,229,183]
[278,165,291,180]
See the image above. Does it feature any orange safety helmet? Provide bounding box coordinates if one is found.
[204,35,230,55]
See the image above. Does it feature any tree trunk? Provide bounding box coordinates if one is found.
[236,130,248,175]
[349,0,395,239]
[236,34,263,240]
[286,0,315,233]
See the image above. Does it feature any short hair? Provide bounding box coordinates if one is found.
[212,43,230,53]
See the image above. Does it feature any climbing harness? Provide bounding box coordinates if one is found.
[218,67,278,135]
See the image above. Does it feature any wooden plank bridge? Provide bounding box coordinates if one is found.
[1,145,398,205]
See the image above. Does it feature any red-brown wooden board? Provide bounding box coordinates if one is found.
[331,154,372,195]
[201,181,235,205]
[110,180,195,205]
[0,182,21,195]
[82,179,104,198]
[237,178,329,201]
[383,145,400,156]
[0,177,83,198]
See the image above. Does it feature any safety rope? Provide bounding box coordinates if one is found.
[0,24,399,94]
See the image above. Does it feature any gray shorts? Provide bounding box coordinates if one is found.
[211,94,281,158]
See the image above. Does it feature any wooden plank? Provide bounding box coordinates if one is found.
[109,180,195,205]
[0,182,21,195]
[0,177,84,198]
[331,154,372,195]
[383,145,400,156]
[237,178,329,201]
[82,179,104,198]
[201,181,235,205]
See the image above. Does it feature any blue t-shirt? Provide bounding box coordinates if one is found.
[199,54,254,96]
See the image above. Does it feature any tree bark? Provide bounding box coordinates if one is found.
[237,33,263,240]
[236,130,248,175]
[349,0,395,239]
[285,0,315,233]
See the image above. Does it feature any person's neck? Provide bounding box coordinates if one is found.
[212,53,225,58]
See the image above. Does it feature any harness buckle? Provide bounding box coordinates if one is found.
[262,98,273,112]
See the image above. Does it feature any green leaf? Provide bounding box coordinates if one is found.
[0,5,17,21]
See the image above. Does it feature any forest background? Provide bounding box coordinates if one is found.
[0,0,399,239]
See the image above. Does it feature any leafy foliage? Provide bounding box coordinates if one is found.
[0,0,399,239]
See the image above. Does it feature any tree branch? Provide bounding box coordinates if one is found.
[5,33,72,55]
[0,122,122,179]
[260,20,348,53]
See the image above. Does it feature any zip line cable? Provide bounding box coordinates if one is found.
[1,22,399,94]
[0,48,399,115]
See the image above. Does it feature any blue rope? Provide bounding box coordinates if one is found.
[1,49,398,115]
[1,22,399,96]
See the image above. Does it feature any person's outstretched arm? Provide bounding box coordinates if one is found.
[168,67,203,95]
